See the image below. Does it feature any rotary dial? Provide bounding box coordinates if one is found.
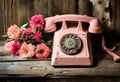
[60,33,82,55]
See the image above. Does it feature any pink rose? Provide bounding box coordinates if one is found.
[4,41,14,53]
[19,42,35,58]
[7,24,20,39]
[35,43,50,59]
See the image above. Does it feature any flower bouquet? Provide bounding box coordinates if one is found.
[3,14,53,59]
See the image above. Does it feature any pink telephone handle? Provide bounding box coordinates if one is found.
[44,14,102,33]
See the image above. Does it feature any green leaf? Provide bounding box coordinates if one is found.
[46,40,53,51]
[46,40,53,46]
[21,22,29,29]
[1,34,8,38]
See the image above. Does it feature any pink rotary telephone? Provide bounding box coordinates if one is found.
[44,14,120,66]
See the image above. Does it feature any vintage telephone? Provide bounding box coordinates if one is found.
[44,14,120,66]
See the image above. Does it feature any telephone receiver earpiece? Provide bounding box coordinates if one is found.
[44,20,57,33]
[89,19,102,33]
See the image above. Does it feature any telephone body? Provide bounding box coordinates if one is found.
[44,14,102,66]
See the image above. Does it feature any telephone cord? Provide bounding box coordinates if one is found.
[102,35,120,62]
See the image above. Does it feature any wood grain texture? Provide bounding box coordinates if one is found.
[0,0,76,39]
[0,0,120,39]
[52,0,76,15]
[34,0,53,17]
[38,0,76,17]
[0,0,5,40]
[78,0,92,16]
[110,0,120,33]
[0,58,120,78]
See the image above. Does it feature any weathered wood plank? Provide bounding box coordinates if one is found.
[78,0,92,16]
[0,59,120,78]
[3,0,13,31]
[52,0,76,15]
[110,0,120,33]
[38,0,76,17]
[16,0,29,26]
[0,0,5,40]
[35,0,53,17]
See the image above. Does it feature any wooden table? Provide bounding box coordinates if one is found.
[0,41,120,81]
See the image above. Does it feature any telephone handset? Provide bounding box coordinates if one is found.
[45,14,102,33]
[44,14,120,66]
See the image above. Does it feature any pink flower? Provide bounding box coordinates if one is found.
[7,24,20,39]
[22,27,34,33]
[35,31,42,42]
[4,41,14,53]
[19,42,35,58]
[11,42,21,56]
[19,28,34,43]
[30,14,45,29]
[35,43,50,59]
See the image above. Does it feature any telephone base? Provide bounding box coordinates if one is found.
[51,56,93,66]
[51,32,93,66]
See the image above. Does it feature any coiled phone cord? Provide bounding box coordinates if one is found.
[102,35,120,62]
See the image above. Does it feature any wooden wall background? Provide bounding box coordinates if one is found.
[0,0,120,41]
